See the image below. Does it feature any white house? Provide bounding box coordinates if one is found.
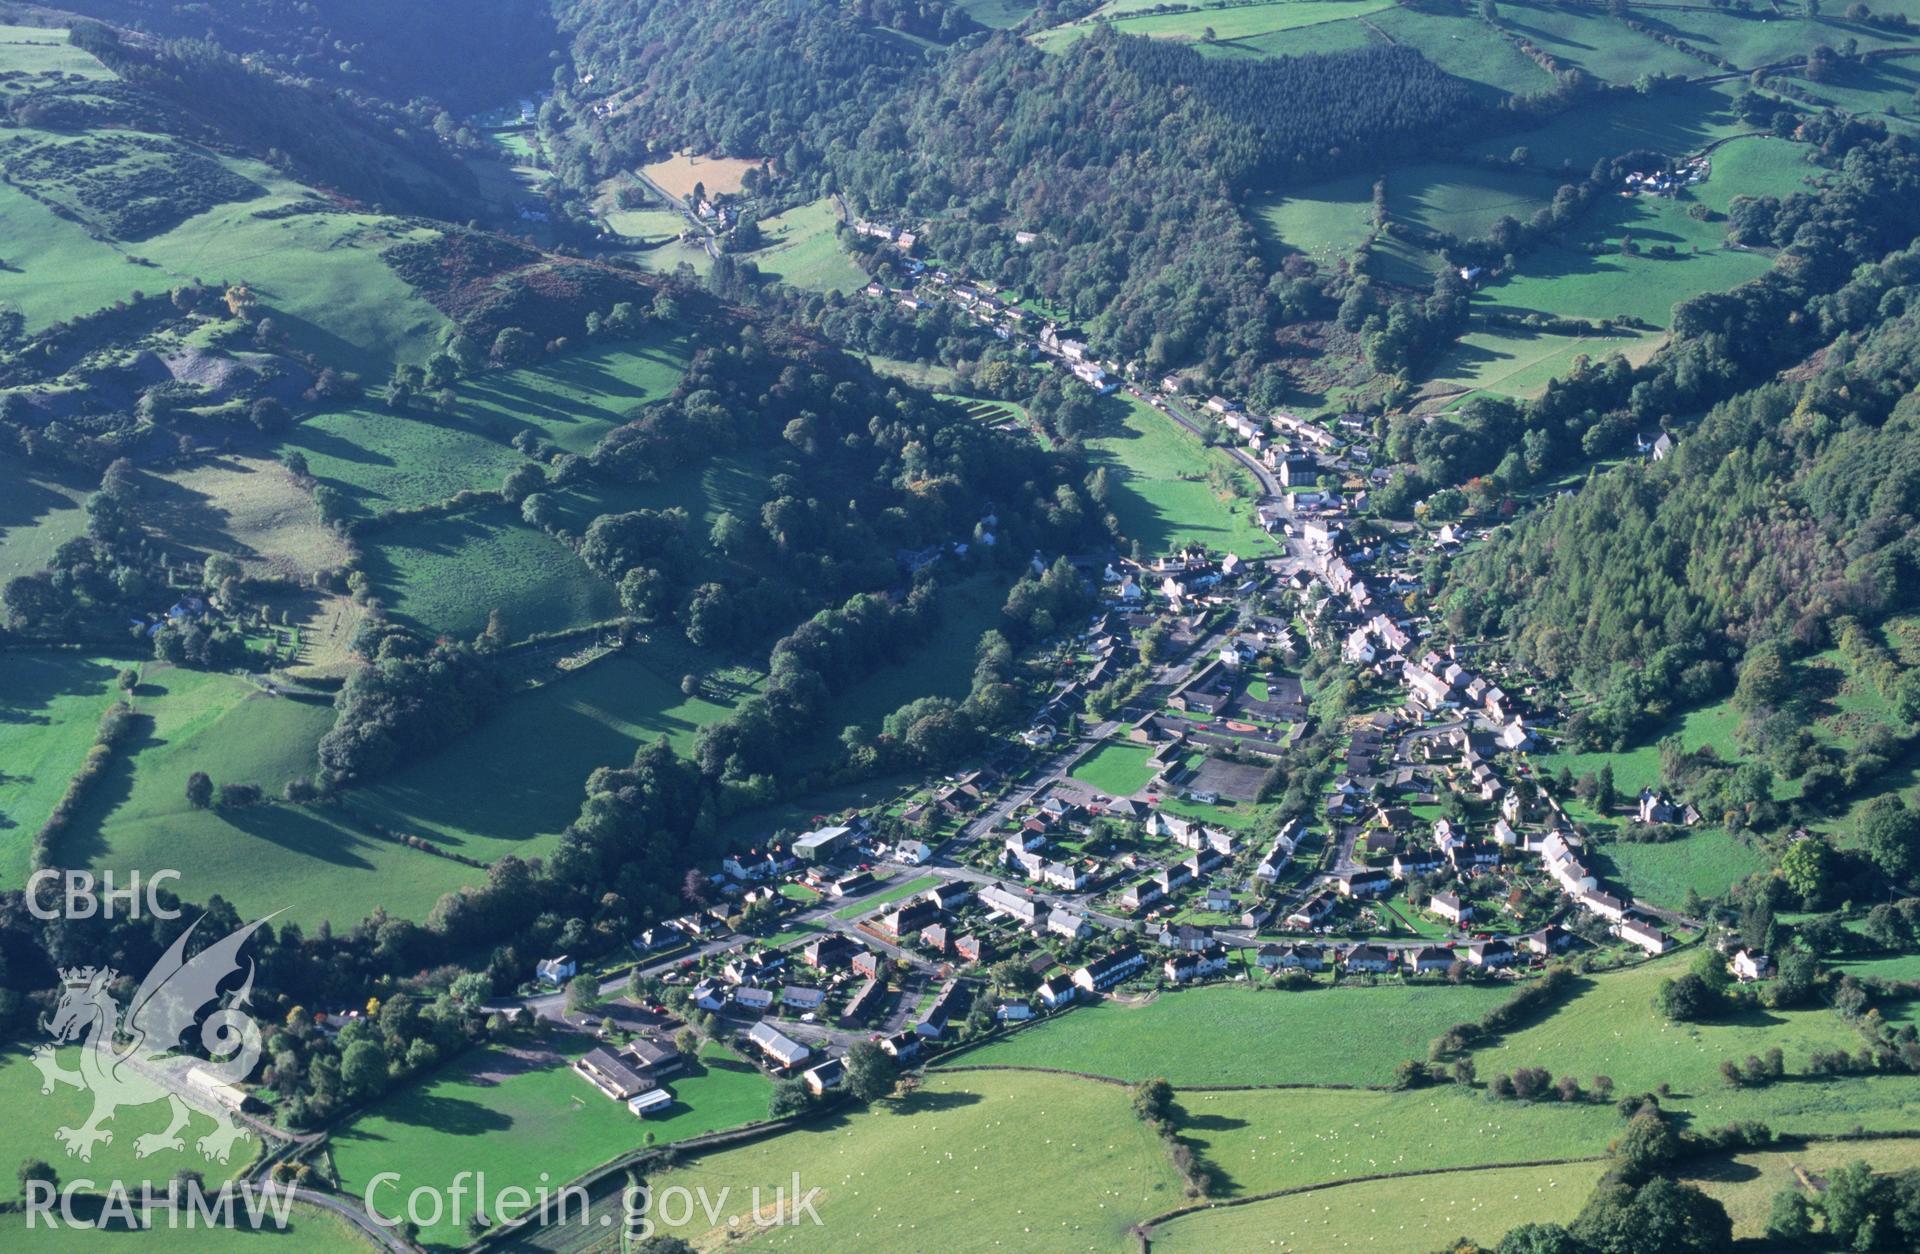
[536,956,577,986]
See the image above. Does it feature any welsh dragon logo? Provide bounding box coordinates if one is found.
[34,913,273,1163]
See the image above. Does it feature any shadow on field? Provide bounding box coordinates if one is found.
[45,710,157,866]
[223,806,381,871]
[0,654,118,725]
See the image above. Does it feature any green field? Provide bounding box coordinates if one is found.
[1682,1136,1920,1239]
[362,505,620,641]
[604,207,688,241]
[750,198,867,295]
[951,983,1514,1086]
[0,653,122,887]
[0,1044,254,1193]
[1247,173,1374,267]
[54,667,478,927]
[1423,324,1664,402]
[955,0,1038,27]
[331,1037,770,1251]
[1533,697,1741,800]
[0,1204,368,1251]
[1591,828,1768,910]
[1468,957,1920,1131]
[1151,1160,1607,1250]
[1490,1,1703,84]
[1070,741,1159,797]
[1087,397,1274,556]
[1365,6,1555,97]
[280,408,527,515]
[1473,191,1773,330]
[1175,1084,1617,1199]
[445,336,694,455]
[832,874,941,920]
[1789,52,1920,121]
[644,1068,1183,1251]
[826,574,1013,733]
[1038,0,1396,50]
[350,649,749,863]
[1472,81,1750,174]
[1391,162,1561,240]
[0,459,90,584]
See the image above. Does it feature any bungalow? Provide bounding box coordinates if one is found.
[1073,946,1147,994]
[731,985,774,1013]
[896,840,932,866]
[747,1022,812,1070]
[1617,918,1671,955]
[1038,975,1077,1010]
[627,1088,675,1117]
[1409,945,1456,975]
[802,1058,845,1096]
[1428,892,1471,926]
[1343,943,1395,974]
[575,1047,652,1101]
[781,985,826,1014]
[1467,939,1515,968]
[1164,942,1230,984]
[997,1001,1035,1022]
[1287,892,1336,928]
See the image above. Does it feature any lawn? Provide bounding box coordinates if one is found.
[280,407,527,516]
[750,198,867,295]
[144,455,351,583]
[1037,0,1396,50]
[1490,1,1702,84]
[1174,1084,1617,1199]
[331,1037,771,1251]
[361,505,619,641]
[1086,396,1274,556]
[1468,956,1910,1131]
[1682,1136,1920,1239]
[1590,828,1768,910]
[955,0,1038,26]
[642,1068,1183,1251]
[0,1044,255,1192]
[0,1204,368,1250]
[950,982,1514,1087]
[350,649,750,864]
[53,666,478,927]
[1070,742,1159,797]
[1533,696,1742,799]
[1150,1160,1607,1250]
[832,874,941,920]
[1247,173,1374,268]
[1470,81,1750,174]
[1421,324,1663,402]
[443,335,695,455]
[0,653,123,887]
[1391,162,1561,240]
[825,574,1013,734]
[0,458,89,584]
[1362,6,1554,97]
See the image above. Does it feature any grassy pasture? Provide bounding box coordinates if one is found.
[1468,957,1908,1130]
[0,457,89,583]
[548,448,776,543]
[1151,1159,1606,1250]
[361,505,619,641]
[750,198,867,295]
[331,1038,770,1251]
[1039,0,1395,50]
[643,1069,1184,1252]
[642,154,761,200]
[1175,1085,1617,1199]
[1693,135,1817,214]
[1788,52,1920,120]
[449,335,694,455]
[1368,6,1555,96]
[144,455,350,581]
[603,207,688,241]
[279,408,526,516]
[1070,741,1159,797]
[826,574,1011,734]
[955,0,1039,26]
[1391,162,1560,240]
[1086,396,1273,556]
[0,1044,253,1191]
[0,653,122,887]
[1247,173,1374,267]
[1474,81,1749,174]
[1682,1136,1920,1239]
[54,666,477,926]
[0,1206,369,1251]
[1492,2,1702,83]
[950,982,1514,1087]
[1589,828,1769,910]
[350,650,749,863]
[1422,324,1663,401]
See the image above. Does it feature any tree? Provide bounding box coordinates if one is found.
[502,463,546,504]
[1495,1225,1586,1254]
[18,1158,56,1199]
[1613,1111,1681,1178]
[185,771,214,810]
[491,326,539,367]
[843,1040,897,1102]
[565,975,602,1014]
[769,1077,812,1117]
[340,1039,389,1101]
[1777,838,1836,906]
[1764,1189,1813,1242]
[1595,762,1617,813]
[1131,1076,1175,1122]
[1859,794,1920,883]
